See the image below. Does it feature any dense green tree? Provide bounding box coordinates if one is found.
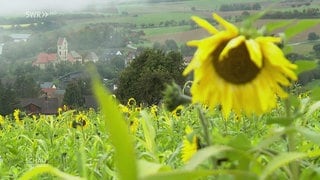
[308,32,320,41]
[153,42,164,50]
[313,43,320,57]
[62,80,86,108]
[13,74,40,98]
[165,39,179,52]
[252,3,261,10]
[180,44,196,57]
[116,48,185,105]
[0,82,18,115]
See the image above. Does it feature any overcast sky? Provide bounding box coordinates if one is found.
[0,0,96,15]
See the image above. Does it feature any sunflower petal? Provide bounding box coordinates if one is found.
[213,13,238,35]
[221,84,233,118]
[191,16,219,35]
[187,40,201,47]
[245,39,263,68]
[256,36,281,44]
[260,42,291,67]
[219,35,245,61]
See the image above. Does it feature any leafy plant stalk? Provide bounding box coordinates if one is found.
[284,98,299,179]
[197,107,216,168]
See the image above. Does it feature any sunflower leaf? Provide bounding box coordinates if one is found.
[296,127,320,146]
[310,87,320,101]
[141,170,213,180]
[228,134,252,151]
[90,66,138,180]
[140,110,157,156]
[184,145,232,170]
[266,117,293,126]
[306,101,320,117]
[265,20,293,33]
[19,164,83,180]
[260,152,307,180]
[284,19,320,40]
[294,60,318,75]
[300,167,320,180]
[250,128,287,151]
[138,160,170,179]
[142,169,257,180]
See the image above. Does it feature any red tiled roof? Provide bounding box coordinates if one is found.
[33,52,77,65]
[41,88,57,98]
[41,88,56,94]
[34,53,57,65]
[67,53,76,62]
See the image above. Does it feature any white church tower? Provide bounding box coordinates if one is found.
[57,37,68,61]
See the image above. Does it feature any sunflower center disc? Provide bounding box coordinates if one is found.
[213,42,261,84]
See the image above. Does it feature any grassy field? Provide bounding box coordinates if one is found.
[142,25,191,36]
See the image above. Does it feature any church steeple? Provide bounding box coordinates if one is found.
[57,37,68,61]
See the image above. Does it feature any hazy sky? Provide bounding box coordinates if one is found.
[0,0,96,15]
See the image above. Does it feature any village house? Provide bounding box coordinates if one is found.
[103,49,122,61]
[84,52,99,63]
[40,82,57,98]
[33,37,82,69]
[20,97,59,115]
[70,51,82,62]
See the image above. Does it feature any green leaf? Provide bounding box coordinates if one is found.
[142,169,257,180]
[300,167,320,180]
[307,101,320,116]
[140,110,157,155]
[294,60,318,75]
[228,134,252,151]
[288,94,300,109]
[184,145,232,170]
[142,170,213,180]
[266,117,293,126]
[265,20,293,33]
[284,20,320,40]
[297,127,320,146]
[138,160,168,179]
[19,164,83,180]
[250,128,287,152]
[259,152,307,180]
[310,87,320,101]
[91,67,138,180]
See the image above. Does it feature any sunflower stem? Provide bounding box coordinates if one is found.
[197,106,216,168]
[284,98,299,179]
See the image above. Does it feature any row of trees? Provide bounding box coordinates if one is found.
[220,3,261,11]
[262,8,320,19]
[153,39,196,57]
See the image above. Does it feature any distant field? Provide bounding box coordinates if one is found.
[142,25,190,36]
[145,18,320,55]
[2,0,319,55]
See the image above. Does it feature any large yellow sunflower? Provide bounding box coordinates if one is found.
[184,14,297,118]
